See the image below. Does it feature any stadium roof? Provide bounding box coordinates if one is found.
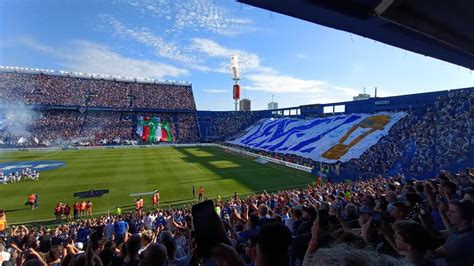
[238,0,474,70]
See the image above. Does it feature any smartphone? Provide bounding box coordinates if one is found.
[318,209,329,228]
[192,200,231,258]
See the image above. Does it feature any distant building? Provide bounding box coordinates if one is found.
[353,93,370,101]
[239,98,251,111]
[268,101,278,110]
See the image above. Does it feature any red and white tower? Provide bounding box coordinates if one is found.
[231,55,240,111]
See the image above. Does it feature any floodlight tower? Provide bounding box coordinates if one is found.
[231,55,240,111]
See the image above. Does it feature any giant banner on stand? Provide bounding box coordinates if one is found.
[229,112,406,163]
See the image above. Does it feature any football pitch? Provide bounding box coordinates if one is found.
[0,146,313,224]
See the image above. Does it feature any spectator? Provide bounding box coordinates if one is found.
[429,200,474,265]
[256,222,291,266]
[391,220,433,265]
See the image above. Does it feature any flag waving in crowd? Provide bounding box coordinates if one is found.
[136,117,172,143]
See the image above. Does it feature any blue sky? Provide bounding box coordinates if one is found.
[1,0,473,111]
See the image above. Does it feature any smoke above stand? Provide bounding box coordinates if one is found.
[0,102,36,140]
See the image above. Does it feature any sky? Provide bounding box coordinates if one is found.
[0,0,473,111]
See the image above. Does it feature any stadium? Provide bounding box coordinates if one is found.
[0,0,473,266]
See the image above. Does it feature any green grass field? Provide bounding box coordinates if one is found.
[0,146,313,224]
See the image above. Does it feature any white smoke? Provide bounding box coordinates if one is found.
[0,102,37,139]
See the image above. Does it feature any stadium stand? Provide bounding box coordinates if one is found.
[0,69,473,266]
[0,72,196,110]
[1,69,473,179]
[0,70,200,146]
[0,170,473,265]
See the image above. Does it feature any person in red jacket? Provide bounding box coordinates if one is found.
[80,200,87,217]
[152,190,160,208]
[54,204,62,222]
[86,201,93,216]
[64,204,71,221]
[73,202,80,219]
[25,194,36,210]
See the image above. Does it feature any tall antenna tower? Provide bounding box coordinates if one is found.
[231,55,240,111]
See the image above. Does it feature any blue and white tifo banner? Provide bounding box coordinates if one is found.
[229,112,406,163]
[0,160,65,174]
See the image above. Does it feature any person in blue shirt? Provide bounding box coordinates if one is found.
[76,223,90,244]
[154,213,166,229]
[238,215,259,243]
[114,215,128,245]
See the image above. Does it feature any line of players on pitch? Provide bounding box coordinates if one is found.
[24,186,207,221]
[0,168,40,184]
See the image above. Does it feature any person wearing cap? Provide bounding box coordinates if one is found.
[75,242,84,254]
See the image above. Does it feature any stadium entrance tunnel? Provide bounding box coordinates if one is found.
[0,160,65,175]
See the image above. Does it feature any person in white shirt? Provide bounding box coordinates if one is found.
[144,212,156,230]
[0,244,11,264]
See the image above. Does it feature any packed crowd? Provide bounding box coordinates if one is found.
[0,168,39,184]
[0,169,473,265]
[423,90,471,170]
[0,111,200,147]
[226,90,473,178]
[0,73,196,110]
[205,112,264,141]
[356,89,472,176]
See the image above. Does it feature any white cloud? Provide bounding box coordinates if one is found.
[203,89,227,93]
[105,15,200,65]
[190,38,261,73]
[120,0,258,36]
[245,73,327,93]
[296,53,309,60]
[20,39,188,79]
[101,17,261,73]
